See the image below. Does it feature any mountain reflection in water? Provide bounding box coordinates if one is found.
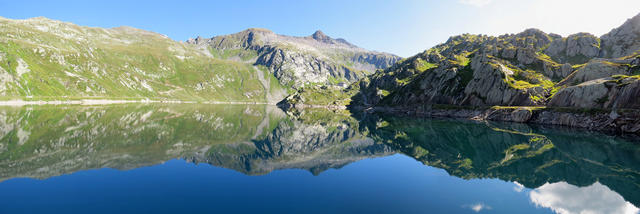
[0,104,638,213]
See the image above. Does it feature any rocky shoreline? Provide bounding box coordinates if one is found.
[360,106,640,135]
[277,101,640,135]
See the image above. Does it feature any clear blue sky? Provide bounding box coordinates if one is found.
[2,0,640,57]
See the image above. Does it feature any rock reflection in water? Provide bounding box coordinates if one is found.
[0,104,638,211]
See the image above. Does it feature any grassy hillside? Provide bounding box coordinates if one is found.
[0,17,285,102]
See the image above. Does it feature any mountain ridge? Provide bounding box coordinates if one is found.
[0,16,399,103]
[187,27,400,89]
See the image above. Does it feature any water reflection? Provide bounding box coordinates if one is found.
[0,104,638,213]
[358,113,640,208]
[0,105,395,180]
[530,182,638,214]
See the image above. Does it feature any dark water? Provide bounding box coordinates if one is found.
[0,104,638,214]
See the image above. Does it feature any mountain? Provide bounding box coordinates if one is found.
[0,17,398,103]
[278,12,640,132]
[187,29,400,89]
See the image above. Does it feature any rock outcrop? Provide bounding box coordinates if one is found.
[330,12,640,122]
[559,58,633,85]
[550,75,640,109]
[544,33,600,64]
[351,31,561,108]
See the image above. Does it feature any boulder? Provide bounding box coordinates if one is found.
[510,108,533,122]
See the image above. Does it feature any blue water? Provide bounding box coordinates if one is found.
[0,104,637,213]
[0,155,551,214]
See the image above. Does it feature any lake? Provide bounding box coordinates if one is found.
[0,104,638,214]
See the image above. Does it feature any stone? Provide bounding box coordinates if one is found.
[510,108,533,122]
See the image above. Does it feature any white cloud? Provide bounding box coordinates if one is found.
[529,182,639,214]
[464,203,492,212]
[458,0,493,7]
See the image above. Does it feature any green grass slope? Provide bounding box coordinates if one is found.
[0,17,284,102]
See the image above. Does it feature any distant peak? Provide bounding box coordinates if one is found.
[312,30,327,38]
[312,30,331,42]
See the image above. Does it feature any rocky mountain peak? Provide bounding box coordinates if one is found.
[185,27,400,91]
[309,30,354,47]
[311,30,336,44]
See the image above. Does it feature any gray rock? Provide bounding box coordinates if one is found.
[601,13,640,58]
[549,78,611,108]
[561,59,630,85]
[544,33,600,64]
[549,76,640,109]
[510,108,533,122]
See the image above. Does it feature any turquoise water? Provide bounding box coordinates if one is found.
[0,104,637,214]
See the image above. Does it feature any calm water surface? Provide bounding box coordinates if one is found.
[0,104,637,214]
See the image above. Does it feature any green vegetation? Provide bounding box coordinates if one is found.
[286,85,358,106]
[209,48,258,61]
[0,18,277,102]
[415,58,438,72]
[0,17,398,104]
[452,53,471,67]
[490,106,545,111]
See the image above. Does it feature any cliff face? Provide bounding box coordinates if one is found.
[187,29,400,89]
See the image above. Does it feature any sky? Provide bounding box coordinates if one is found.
[1,0,640,57]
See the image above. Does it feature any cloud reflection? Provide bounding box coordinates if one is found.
[513,181,525,193]
[530,182,639,214]
[464,203,492,212]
